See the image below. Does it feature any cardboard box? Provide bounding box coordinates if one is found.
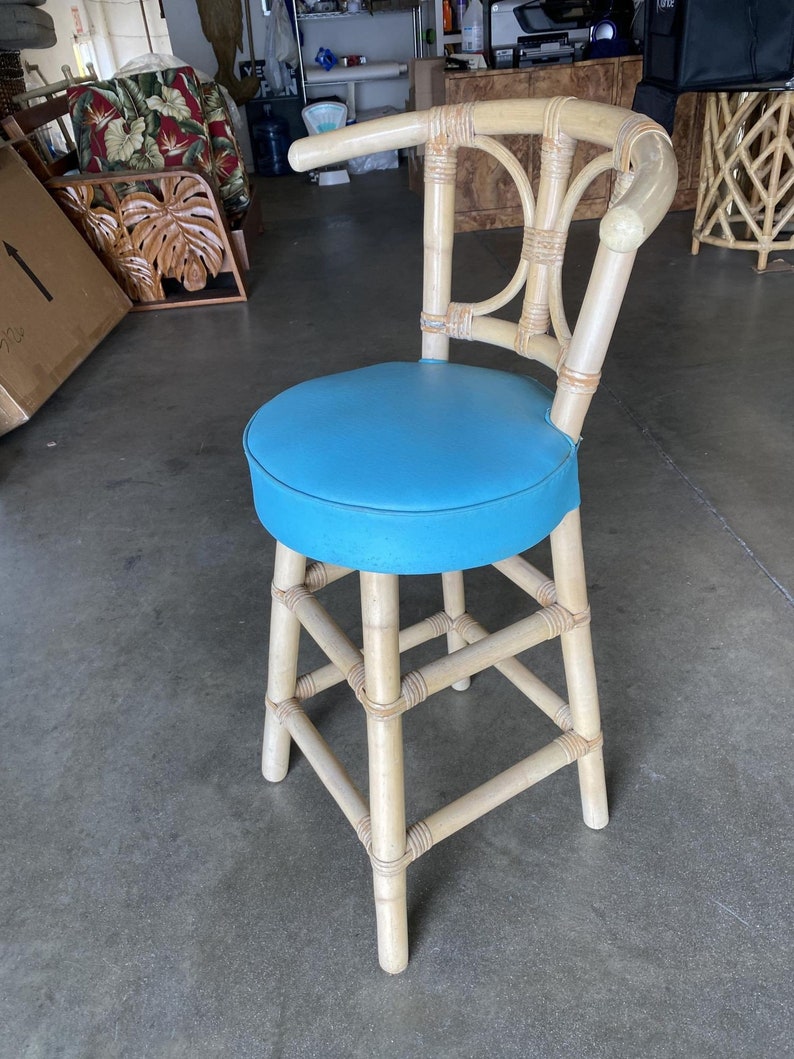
[229,183,262,272]
[409,58,446,112]
[0,146,130,436]
[408,59,447,160]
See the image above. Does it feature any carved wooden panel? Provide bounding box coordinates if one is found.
[52,171,247,309]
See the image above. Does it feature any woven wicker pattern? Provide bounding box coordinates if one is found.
[0,50,23,120]
[692,90,794,271]
[248,98,677,973]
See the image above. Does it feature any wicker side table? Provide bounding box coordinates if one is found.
[691,89,794,271]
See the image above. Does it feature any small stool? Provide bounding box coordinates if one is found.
[692,89,794,271]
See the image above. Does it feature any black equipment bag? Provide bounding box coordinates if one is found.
[642,0,794,93]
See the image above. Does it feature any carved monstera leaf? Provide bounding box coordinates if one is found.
[53,183,121,256]
[120,175,225,291]
[108,246,164,302]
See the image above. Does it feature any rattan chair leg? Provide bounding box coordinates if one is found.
[441,571,471,691]
[361,571,409,974]
[550,509,608,830]
[263,543,307,782]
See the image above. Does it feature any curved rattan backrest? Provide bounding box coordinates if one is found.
[289,97,677,440]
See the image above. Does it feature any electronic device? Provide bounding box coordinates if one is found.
[484,0,635,69]
[517,31,575,67]
[485,0,591,69]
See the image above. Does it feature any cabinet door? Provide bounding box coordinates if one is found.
[529,59,617,220]
[668,91,706,208]
[615,54,642,109]
[439,57,702,231]
[446,71,531,231]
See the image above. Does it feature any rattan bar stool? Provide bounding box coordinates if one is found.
[692,89,794,271]
[243,98,677,973]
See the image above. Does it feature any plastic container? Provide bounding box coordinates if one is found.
[314,47,338,71]
[455,0,466,32]
[461,0,483,52]
[251,110,292,177]
[302,101,348,135]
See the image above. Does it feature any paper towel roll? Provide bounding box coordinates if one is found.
[304,61,407,85]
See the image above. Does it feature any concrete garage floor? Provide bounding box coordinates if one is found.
[1,168,792,1059]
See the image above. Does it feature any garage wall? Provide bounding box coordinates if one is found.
[19,0,171,85]
[161,0,416,163]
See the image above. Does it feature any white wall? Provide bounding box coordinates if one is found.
[300,11,416,114]
[83,0,171,73]
[18,0,87,84]
[20,0,172,84]
[161,0,220,78]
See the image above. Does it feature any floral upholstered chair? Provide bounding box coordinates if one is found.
[4,66,255,309]
[67,67,251,221]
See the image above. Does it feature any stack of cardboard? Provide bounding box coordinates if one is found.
[408,57,446,115]
[0,146,130,435]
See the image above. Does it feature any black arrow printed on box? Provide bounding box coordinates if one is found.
[3,241,53,302]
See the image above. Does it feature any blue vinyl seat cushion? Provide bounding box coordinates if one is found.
[244,360,580,574]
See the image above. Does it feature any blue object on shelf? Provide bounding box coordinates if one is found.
[314,47,338,71]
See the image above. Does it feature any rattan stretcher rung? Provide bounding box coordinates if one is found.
[276,571,584,719]
[266,694,369,831]
[295,610,454,702]
[493,555,558,606]
[454,614,573,731]
[265,690,600,877]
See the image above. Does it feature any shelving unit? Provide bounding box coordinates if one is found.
[294,7,429,115]
[431,0,461,55]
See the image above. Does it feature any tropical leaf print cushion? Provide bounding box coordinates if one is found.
[199,81,251,219]
[67,67,213,180]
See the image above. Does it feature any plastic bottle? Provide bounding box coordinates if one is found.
[461,0,483,52]
[455,0,466,33]
[443,0,453,33]
[252,109,292,177]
